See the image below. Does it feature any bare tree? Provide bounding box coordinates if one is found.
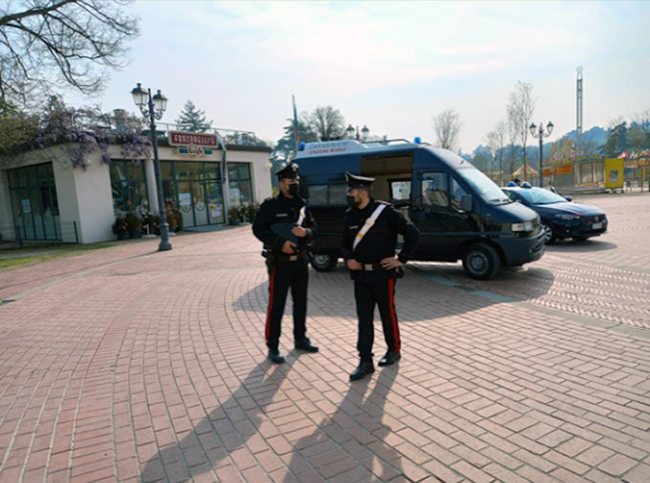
[310,106,346,141]
[432,109,462,151]
[506,81,536,181]
[486,120,507,185]
[0,0,139,110]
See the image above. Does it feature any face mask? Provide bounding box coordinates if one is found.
[288,183,299,197]
[346,195,360,208]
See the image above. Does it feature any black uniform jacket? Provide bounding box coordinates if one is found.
[252,193,316,258]
[341,198,419,283]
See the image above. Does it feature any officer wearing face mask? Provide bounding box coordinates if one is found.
[341,172,419,381]
[253,163,319,364]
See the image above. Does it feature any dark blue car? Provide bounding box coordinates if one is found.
[502,185,607,244]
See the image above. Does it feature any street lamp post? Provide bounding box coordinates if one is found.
[530,121,554,187]
[346,124,370,141]
[131,83,172,251]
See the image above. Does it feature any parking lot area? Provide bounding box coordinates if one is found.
[1,193,649,483]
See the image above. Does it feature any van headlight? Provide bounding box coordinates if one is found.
[512,221,534,232]
[555,214,581,221]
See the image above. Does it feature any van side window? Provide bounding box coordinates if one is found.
[390,180,411,201]
[307,184,347,206]
[328,184,347,205]
[422,173,448,207]
[450,178,468,211]
[308,185,328,205]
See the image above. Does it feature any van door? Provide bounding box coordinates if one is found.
[411,171,481,261]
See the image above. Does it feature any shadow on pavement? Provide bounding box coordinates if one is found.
[231,261,555,323]
[282,367,403,482]
[545,239,618,253]
[140,360,289,482]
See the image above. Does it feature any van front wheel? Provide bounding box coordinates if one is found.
[310,253,338,272]
[462,243,501,280]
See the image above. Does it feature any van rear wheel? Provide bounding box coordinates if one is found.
[462,243,501,280]
[310,253,338,272]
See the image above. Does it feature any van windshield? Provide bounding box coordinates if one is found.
[457,167,511,205]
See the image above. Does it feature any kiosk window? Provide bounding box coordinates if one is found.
[422,173,448,207]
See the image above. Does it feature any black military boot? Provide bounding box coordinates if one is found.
[349,361,375,381]
[378,351,401,367]
[268,349,285,364]
[295,337,319,353]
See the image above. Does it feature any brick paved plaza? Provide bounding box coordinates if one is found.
[1,193,650,483]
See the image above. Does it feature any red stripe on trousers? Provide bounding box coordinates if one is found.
[388,278,401,352]
[265,266,276,346]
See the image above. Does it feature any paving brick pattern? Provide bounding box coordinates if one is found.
[1,193,649,482]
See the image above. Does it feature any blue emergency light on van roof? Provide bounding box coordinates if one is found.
[414,137,422,144]
[298,142,305,151]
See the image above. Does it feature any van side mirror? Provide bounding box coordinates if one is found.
[565,196,573,202]
[461,195,472,212]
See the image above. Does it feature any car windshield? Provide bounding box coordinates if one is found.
[517,188,566,205]
[457,167,510,204]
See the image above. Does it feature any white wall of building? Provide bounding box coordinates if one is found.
[0,141,271,244]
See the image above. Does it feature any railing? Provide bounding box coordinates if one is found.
[0,221,78,248]
[154,122,261,146]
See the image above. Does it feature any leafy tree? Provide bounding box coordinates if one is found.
[603,122,628,158]
[176,100,213,133]
[0,0,140,110]
[507,81,536,181]
[486,120,507,184]
[431,109,462,151]
[310,106,346,141]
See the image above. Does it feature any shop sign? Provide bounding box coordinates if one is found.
[555,165,573,175]
[169,131,218,148]
[177,144,213,156]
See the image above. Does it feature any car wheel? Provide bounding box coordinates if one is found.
[540,222,557,245]
[462,243,501,280]
[309,253,338,272]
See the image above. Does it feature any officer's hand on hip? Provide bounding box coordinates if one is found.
[292,227,307,238]
[347,259,363,271]
[381,257,403,270]
[282,241,297,254]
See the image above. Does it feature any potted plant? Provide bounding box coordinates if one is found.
[228,205,241,225]
[125,210,142,238]
[111,216,128,240]
[165,203,181,232]
[246,202,260,223]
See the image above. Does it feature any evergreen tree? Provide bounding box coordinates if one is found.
[175,100,213,133]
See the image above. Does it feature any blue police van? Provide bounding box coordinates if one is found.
[294,138,545,280]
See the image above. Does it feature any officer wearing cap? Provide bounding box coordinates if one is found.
[253,163,319,364]
[342,172,419,381]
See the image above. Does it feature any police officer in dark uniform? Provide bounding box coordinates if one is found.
[342,172,419,381]
[253,163,319,364]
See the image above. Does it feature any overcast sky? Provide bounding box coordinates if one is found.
[66,1,650,153]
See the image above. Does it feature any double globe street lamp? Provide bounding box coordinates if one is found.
[530,121,554,187]
[131,83,172,251]
[346,124,370,141]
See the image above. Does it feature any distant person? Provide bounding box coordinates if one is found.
[513,178,522,187]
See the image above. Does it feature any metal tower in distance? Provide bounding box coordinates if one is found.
[576,66,583,157]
